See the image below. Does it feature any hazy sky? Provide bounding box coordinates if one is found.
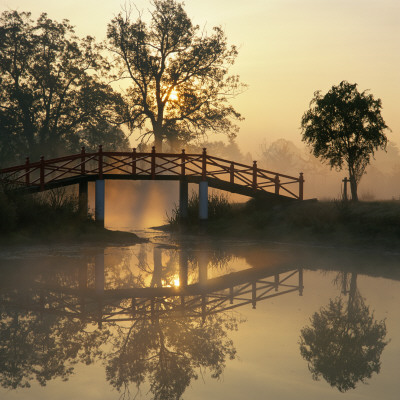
[2,0,399,155]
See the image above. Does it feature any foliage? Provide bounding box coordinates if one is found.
[299,296,388,392]
[105,313,238,400]
[107,0,244,150]
[76,121,130,152]
[0,312,107,389]
[0,11,126,165]
[301,81,388,201]
[0,186,91,236]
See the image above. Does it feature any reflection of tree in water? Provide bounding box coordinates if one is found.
[0,246,241,398]
[299,272,388,392]
[0,311,107,389]
[105,312,238,400]
[0,304,239,398]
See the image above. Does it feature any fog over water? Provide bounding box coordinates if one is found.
[0,234,399,400]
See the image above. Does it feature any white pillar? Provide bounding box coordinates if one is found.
[199,181,208,220]
[95,180,105,227]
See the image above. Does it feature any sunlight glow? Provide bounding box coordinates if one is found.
[161,276,180,287]
[173,277,180,287]
[169,89,178,101]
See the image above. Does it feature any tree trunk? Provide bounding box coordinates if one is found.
[349,173,358,201]
[154,133,163,152]
[348,272,358,319]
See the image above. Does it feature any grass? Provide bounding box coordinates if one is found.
[167,191,233,226]
[0,186,144,245]
[167,195,400,248]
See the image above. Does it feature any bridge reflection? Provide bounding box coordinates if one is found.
[0,246,303,326]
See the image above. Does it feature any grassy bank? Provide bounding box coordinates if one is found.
[168,194,400,248]
[0,188,145,245]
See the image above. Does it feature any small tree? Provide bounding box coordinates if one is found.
[301,81,388,201]
[107,0,244,151]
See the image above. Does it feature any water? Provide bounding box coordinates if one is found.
[0,231,399,400]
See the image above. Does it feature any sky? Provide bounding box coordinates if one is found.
[1,0,399,156]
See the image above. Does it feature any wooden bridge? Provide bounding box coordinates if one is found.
[0,146,304,226]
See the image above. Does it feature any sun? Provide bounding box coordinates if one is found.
[169,89,178,101]
[172,277,180,287]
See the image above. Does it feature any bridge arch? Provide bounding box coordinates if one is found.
[0,146,304,227]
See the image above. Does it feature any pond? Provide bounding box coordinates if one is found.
[0,231,399,400]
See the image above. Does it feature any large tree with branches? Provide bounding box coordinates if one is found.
[0,11,125,165]
[301,81,388,201]
[107,0,244,151]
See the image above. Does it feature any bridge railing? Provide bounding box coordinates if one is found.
[0,146,304,199]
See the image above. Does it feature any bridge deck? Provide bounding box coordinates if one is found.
[0,146,304,200]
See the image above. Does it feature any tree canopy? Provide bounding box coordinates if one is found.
[0,11,126,164]
[299,274,388,392]
[107,0,244,151]
[301,81,388,200]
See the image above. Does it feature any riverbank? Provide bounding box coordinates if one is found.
[0,189,146,246]
[166,198,400,249]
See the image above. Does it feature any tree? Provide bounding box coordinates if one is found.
[105,312,238,400]
[107,0,244,151]
[299,273,388,392]
[301,81,388,201]
[76,121,130,152]
[0,11,126,165]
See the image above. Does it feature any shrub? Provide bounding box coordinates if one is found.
[168,191,232,226]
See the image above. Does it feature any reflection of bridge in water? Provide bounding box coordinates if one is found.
[0,247,303,326]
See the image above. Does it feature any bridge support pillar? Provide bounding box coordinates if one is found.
[78,180,88,217]
[179,180,189,220]
[199,181,208,220]
[95,180,105,228]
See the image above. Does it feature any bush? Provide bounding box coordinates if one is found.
[168,191,232,226]
[0,186,92,237]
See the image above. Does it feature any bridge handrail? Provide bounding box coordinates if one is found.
[0,147,304,200]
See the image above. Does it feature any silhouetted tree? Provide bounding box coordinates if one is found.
[0,311,108,389]
[0,11,126,164]
[76,121,130,152]
[301,81,388,201]
[299,272,388,392]
[105,312,237,400]
[107,0,244,151]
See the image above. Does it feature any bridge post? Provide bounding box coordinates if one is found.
[95,179,105,227]
[199,181,208,220]
[81,147,86,174]
[274,175,280,195]
[199,148,208,220]
[298,267,304,296]
[79,180,88,217]
[151,146,156,179]
[132,148,136,175]
[40,156,45,191]
[252,161,257,190]
[299,172,304,200]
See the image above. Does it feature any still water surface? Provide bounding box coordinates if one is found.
[0,231,399,399]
